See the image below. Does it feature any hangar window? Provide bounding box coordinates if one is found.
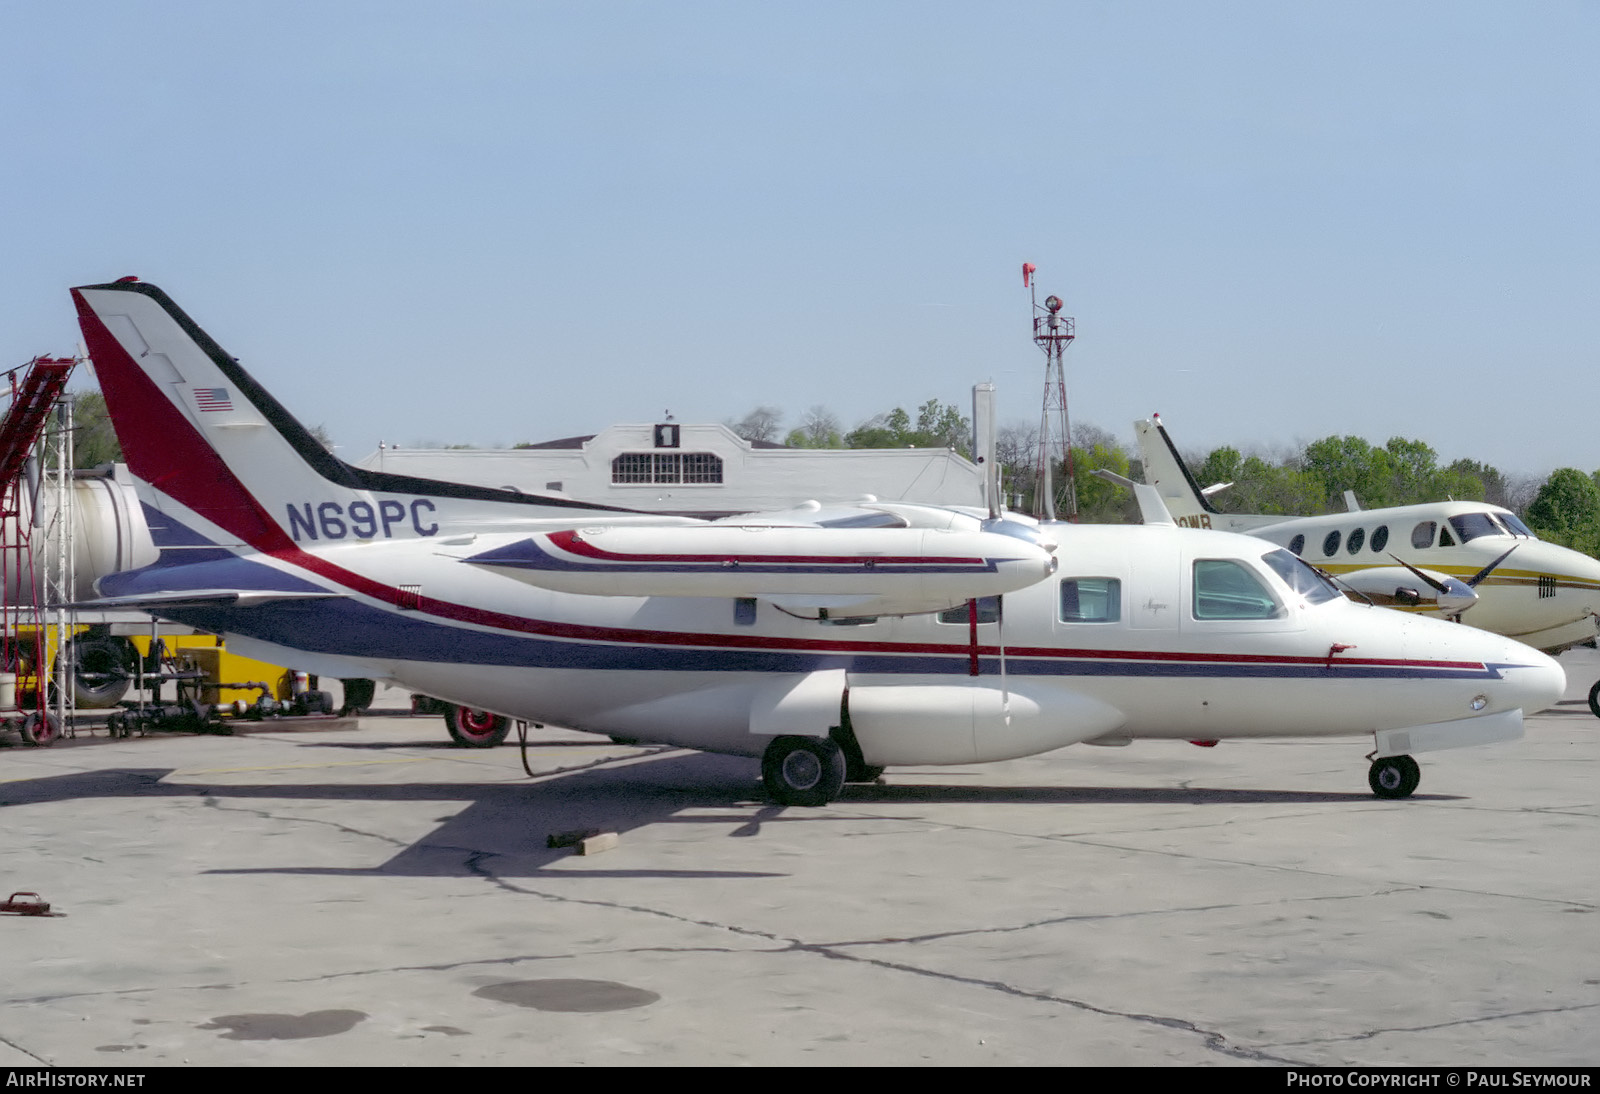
[612,452,723,485]
[1411,521,1436,549]
[1322,530,1341,557]
[1059,578,1121,623]
[1371,525,1389,552]
[938,597,1001,624]
[1347,527,1365,554]
[1193,560,1284,620]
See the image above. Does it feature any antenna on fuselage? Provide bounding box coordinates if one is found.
[1023,263,1077,522]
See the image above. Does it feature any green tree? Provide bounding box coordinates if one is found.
[1302,435,1396,508]
[844,399,970,456]
[70,390,123,469]
[1446,459,1507,505]
[783,405,842,448]
[1068,424,1134,523]
[1230,456,1326,515]
[1190,445,1322,516]
[1194,446,1243,492]
[1526,468,1600,556]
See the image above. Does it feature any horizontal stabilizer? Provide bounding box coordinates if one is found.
[55,590,345,613]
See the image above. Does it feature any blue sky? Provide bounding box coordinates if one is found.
[3,2,1595,477]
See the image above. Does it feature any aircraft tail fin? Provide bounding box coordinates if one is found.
[72,278,627,555]
[1132,415,1218,523]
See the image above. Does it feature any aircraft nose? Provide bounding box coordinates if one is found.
[1494,644,1566,715]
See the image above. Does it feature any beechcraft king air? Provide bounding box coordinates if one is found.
[69,279,1564,804]
[1136,415,1600,654]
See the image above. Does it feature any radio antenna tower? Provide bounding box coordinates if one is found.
[1023,263,1077,521]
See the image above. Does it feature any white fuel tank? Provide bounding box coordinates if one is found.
[847,677,1128,766]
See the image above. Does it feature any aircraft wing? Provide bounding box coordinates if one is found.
[459,506,1058,617]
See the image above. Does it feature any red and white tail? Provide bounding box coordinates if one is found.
[73,278,628,555]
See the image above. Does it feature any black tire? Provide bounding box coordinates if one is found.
[1588,678,1600,720]
[761,735,847,807]
[339,678,376,716]
[67,636,134,709]
[19,712,60,747]
[1369,754,1421,799]
[446,706,511,748]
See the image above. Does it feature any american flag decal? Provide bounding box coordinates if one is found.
[194,387,232,412]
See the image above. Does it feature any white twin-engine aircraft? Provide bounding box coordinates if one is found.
[1135,415,1600,653]
[70,279,1563,805]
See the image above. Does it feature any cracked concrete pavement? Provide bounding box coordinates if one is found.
[0,648,1595,1066]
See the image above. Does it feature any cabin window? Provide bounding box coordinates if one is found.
[1411,521,1436,549]
[1439,525,1456,547]
[1371,525,1389,552]
[1288,534,1305,556]
[1347,527,1365,554]
[1321,530,1341,557]
[1059,578,1121,623]
[1193,560,1284,620]
[938,597,1001,624]
[734,598,757,625]
[612,452,724,485]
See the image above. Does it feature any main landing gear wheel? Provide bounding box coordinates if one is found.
[761,735,847,807]
[338,677,376,717]
[1368,754,1421,799]
[67,636,134,709]
[19,712,61,747]
[446,706,511,748]
[1587,679,1600,720]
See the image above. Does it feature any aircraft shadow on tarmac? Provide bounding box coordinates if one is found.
[0,750,1448,880]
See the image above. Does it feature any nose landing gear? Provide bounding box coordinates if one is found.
[1368,754,1421,799]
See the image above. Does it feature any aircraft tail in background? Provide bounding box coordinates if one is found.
[72,278,639,556]
[1132,415,1279,533]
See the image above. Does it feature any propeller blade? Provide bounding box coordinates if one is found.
[1466,544,1518,588]
[1387,553,1450,595]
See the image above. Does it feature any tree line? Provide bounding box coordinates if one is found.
[729,402,1600,557]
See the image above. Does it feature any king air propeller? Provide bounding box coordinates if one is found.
[1383,545,1519,620]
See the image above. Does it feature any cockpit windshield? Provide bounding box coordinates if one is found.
[1499,512,1538,538]
[1261,548,1342,605]
[1448,512,1508,543]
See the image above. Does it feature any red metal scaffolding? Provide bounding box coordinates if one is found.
[0,356,74,744]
